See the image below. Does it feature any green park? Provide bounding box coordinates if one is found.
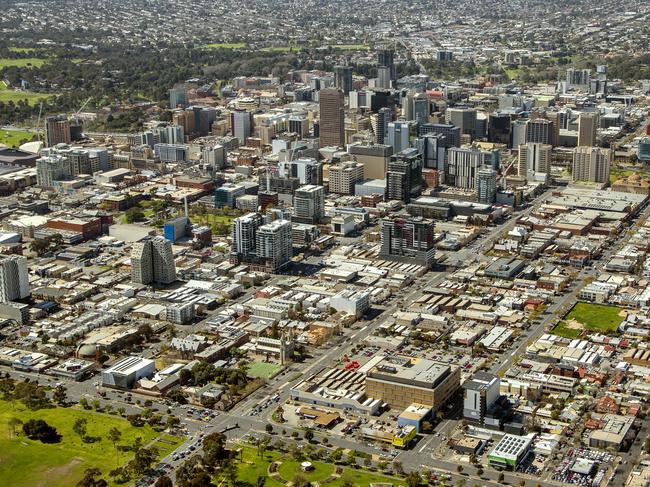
[0,399,182,487]
[0,127,39,148]
[217,444,403,486]
[0,80,53,106]
[553,302,624,338]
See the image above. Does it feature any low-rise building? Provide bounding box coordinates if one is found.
[488,434,535,470]
[101,356,155,389]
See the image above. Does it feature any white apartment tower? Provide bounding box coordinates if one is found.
[0,255,30,302]
[130,237,177,285]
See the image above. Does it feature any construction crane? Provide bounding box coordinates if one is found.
[74,96,92,116]
[35,101,43,142]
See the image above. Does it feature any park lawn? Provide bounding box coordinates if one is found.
[278,459,335,482]
[226,445,400,486]
[151,434,185,458]
[0,129,37,148]
[505,67,520,79]
[330,44,370,50]
[190,212,235,227]
[9,47,39,53]
[261,46,301,52]
[327,469,401,486]
[0,400,167,487]
[609,168,637,183]
[0,87,53,106]
[246,361,284,380]
[202,43,247,49]
[552,321,582,339]
[564,303,624,333]
[0,57,50,68]
[225,446,284,487]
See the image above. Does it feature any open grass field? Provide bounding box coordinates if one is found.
[0,129,38,148]
[551,321,583,339]
[9,47,39,53]
[0,57,50,69]
[190,212,236,228]
[261,46,301,52]
[563,302,624,333]
[505,67,520,79]
[221,445,401,487]
[0,89,51,105]
[0,400,177,487]
[246,361,284,380]
[0,79,54,106]
[609,167,645,184]
[330,44,370,50]
[201,43,247,49]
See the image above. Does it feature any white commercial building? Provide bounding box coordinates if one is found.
[329,288,371,317]
[101,356,155,389]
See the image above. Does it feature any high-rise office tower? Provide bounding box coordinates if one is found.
[256,220,292,272]
[488,113,512,145]
[446,146,484,189]
[572,147,611,183]
[387,122,410,154]
[334,66,353,95]
[510,119,528,149]
[293,185,325,224]
[377,48,396,80]
[545,111,561,147]
[379,216,435,268]
[566,68,591,89]
[418,133,447,173]
[230,110,253,143]
[347,143,393,180]
[577,113,599,147]
[375,107,392,144]
[446,108,477,139]
[413,93,430,124]
[477,168,497,204]
[638,137,650,163]
[518,143,552,177]
[131,237,176,285]
[45,115,71,147]
[402,93,415,121]
[377,66,392,89]
[386,148,422,203]
[319,88,345,148]
[590,65,608,95]
[169,87,188,109]
[525,119,552,145]
[0,255,30,302]
[203,145,227,170]
[329,161,365,195]
[419,123,461,148]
